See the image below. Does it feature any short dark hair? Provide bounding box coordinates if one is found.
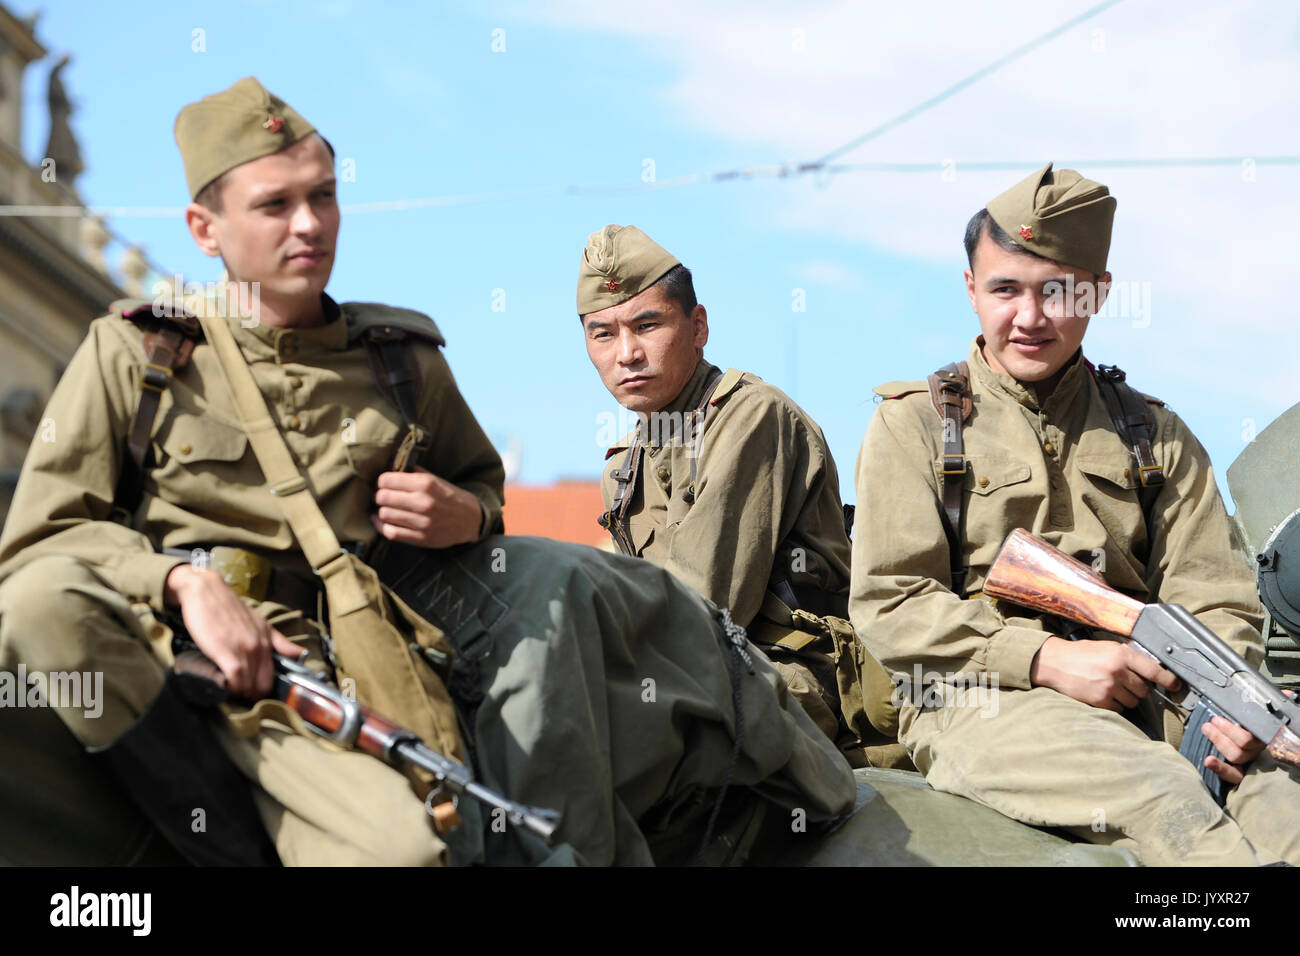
[963,207,1050,269]
[194,133,336,215]
[650,263,697,316]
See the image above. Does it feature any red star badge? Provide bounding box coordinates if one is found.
[605,279,619,292]
[1019,224,1033,240]
[263,115,285,134]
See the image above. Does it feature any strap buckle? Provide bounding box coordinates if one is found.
[142,363,174,392]
[1137,463,1166,487]
[941,453,967,476]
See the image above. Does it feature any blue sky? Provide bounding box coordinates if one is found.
[14,0,1300,516]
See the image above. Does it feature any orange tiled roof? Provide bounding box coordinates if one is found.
[502,480,611,549]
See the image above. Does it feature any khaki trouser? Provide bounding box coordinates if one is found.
[378,536,858,866]
[0,555,446,866]
[901,683,1300,865]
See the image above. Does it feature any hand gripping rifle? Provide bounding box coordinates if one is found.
[984,529,1300,787]
[171,641,560,844]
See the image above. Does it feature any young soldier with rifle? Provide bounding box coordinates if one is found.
[851,164,1300,865]
[0,78,855,867]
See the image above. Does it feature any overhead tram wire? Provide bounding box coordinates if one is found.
[0,155,1295,220]
[808,0,1128,168]
[17,0,1300,221]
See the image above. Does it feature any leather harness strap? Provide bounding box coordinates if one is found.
[599,431,643,556]
[1092,363,1165,488]
[361,325,431,473]
[115,307,202,518]
[927,361,972,595]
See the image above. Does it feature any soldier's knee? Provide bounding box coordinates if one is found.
[0,556,107,653]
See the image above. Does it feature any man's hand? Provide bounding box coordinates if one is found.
[371,465,485,548]
[1030,635,1182,712]
[1199,716,1266,786]
[164,564,301,699]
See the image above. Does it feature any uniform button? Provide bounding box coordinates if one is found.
[289,376,303,389]
[1017,395,1033,407]
[287,414,302,430]
[1123,467,1131,479]
[656,465,670,482]
[978,476,990,488]
[179,442,193,455]
[1044,442,1055,455]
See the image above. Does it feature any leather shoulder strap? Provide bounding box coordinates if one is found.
[112,303,202,518]
[598,430,644,555]
[1091,363,1166,489]
[927,361,971,594]
[359,325,431,472]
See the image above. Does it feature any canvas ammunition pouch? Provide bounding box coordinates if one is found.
[195,310,465,786]
[750,583,907,769]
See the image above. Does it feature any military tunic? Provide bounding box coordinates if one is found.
[601,359,850,627]
[0,296,504,865]
[601,358,907,767]
[0,303,858,866]
[851,337,1300,864]
[0,297,503,616]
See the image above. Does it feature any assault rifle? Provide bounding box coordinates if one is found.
[171,641,561,844]
[984,529,1300,776]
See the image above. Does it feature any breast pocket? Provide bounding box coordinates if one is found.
[155,411,249,471]
[342,405,405,481]
[931,457,1032,499]
[936,457,1034,570]
[1076,454,1144,541]
[150,409,252,503]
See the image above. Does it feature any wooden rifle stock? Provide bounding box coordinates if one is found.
[983,529,1145,635]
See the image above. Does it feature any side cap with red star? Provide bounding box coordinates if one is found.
[985,163,1117,276]
[577,225,681,316]
[174,77,317,199]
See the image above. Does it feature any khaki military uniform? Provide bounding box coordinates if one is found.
[0,301,857,866]
[601,358,903,768]
[0,296,503,866]
[851,337,1300,864]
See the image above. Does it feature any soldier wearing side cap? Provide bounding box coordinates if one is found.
[0,80,855,867]
[580,224,906,769]
[851,163,1300,864]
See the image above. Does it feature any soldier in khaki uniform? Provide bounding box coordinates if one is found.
[581,225,903,768]
[0,78,501,867]
[0,80,855,867]
[851,163,1300,865]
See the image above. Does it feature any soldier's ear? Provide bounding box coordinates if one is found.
[964,268,977,312]
[186,202,223,259]
[691,304,709,349]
